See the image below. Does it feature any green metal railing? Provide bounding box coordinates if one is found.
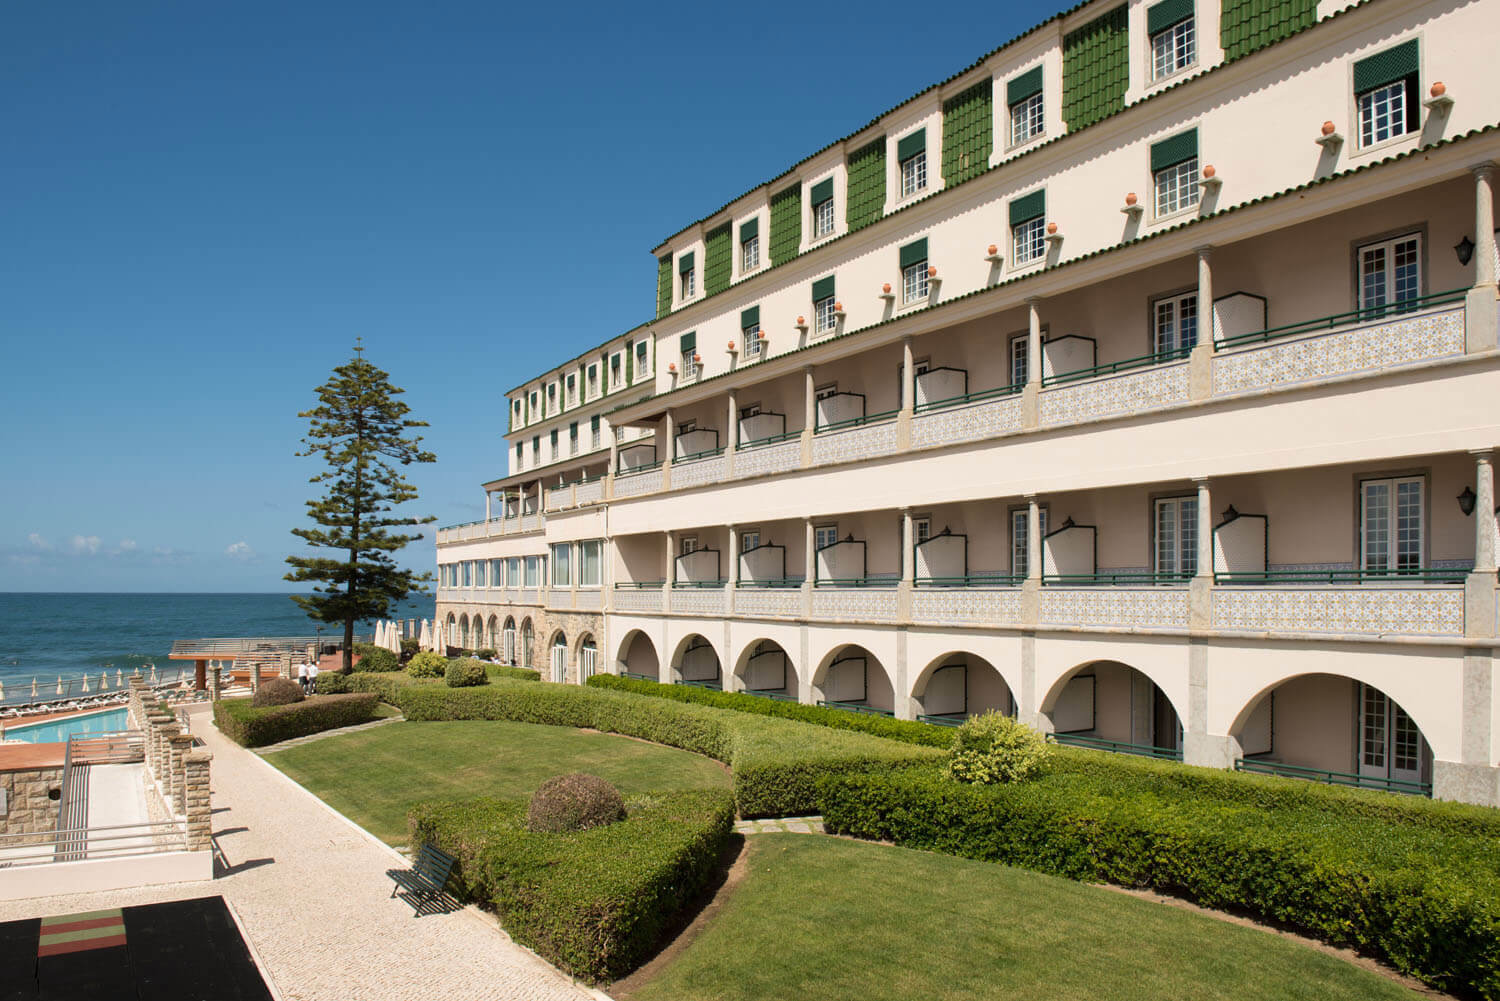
[676,446,726,462]
[1041,346,1191,387]
[1050,732,1184,761]
[814,578,900,588]
[916,575,1024,588]
[1215,289,1466,351]
[1042,572,1192,586]
[1235,757,1431,797]
[614,581,665,589]
[913,383,1023,414]
[818,700,895,717]
[622,672,656,682]
[815,408,900,434]
[618,460,663,475]
[738,429,800,449]
[680,679,723,691]
[916,713,966,727]
[746,689,800,702]
[737,578,803,588]
[1215,568,1467,585]
[672,580,727,588]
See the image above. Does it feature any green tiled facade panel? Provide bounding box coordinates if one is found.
[845,138,886,233]
[942,79,994,187]
[1219,0,1317,61]
[704,222,732,297]
[1062,5,1129,131]
[656,256,672,318]
[769,184,802,267]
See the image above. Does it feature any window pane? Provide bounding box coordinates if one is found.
[1359,80,1407,147]
[1155,158,1197,216]
[1010,92,1044,146]
[1362,685,1387,768]
[1010,336,1028,386]
[815,296,837,332]
[902,261,929,303]
[1012,510,1028,576]
[901,152,926,196]
[1395,479,1422,570]
[1014,217,1045,264]
[1392,703,1420,772]
[1363,481,1390,571]
[1156,502,1177,574]
[1179,498,1198,576]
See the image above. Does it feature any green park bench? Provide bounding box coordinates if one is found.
[388,844,458,915]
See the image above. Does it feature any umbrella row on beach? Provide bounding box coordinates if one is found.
[369,618,444,655]
[0,664,171,704]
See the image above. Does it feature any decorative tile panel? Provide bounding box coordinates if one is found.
[613,468,662,498]
[912,395,1023,449]
[612,587,664,613]
[812,421,899,467]
[735,440,802,479]
[1211,307,1464,397]
[1040,587,1190,629]
[734,588,803,618]
[576,479,604,506]
[810,587,899,622]
[672,455,726,490]
[1211,586,1464,636]
[671,588,726,616]
[1040,363,1189,428]
[911,587,1023,626]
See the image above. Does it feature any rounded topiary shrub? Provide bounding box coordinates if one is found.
[944,710,1049,785]
[352,643,399,673]
[252,677,306,708]
[526,773,626,833]
[445,658,489,688]
[407,651,448,678]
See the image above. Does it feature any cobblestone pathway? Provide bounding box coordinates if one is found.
[733,816,825,835]
[0,702,605,1001]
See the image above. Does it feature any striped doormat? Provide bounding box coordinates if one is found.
[37,908,126,957]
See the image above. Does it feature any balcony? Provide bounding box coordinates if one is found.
[613,582,664,614]
[912,385,1024,449]
[811,409,900,468]
[1210,568,1467,638]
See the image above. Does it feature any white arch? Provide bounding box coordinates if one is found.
[731,637,799,695]
[911,650,1015,718]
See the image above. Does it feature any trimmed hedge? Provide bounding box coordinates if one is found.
[352,643,399,673]
[214,693,379,747]
[409,790,733,983]
[445,658,489,688]
[398,681,940,817]
[313,670,418,702]
[487,664,541,682]
[821,767,1500,998]
[406,651,448,678]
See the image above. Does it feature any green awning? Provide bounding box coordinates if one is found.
[1009,189,1045,226]
[1354,39,1419,93]
[811,275,836,302]
[678,252,695,274]
[897,128,926,162]
[680,331,696,353]
[1150,128,1198,172]
[899,237,929,269]
[740,217,758,242]
[1147,0,1193,35]
[810,178,834,206]
[741,305,760,329]
[1007,65,1044,105]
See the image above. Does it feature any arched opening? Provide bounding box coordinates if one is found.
[501,616,517,665]
[577,634,598,682]
[813,644,895,716]
[445,613,457,650]
[617,630,660,680]
[520,618,534,669]
[549,631,568,683]
[913,653,1015,726]
[1232,674,1433,793]
[735,640,798,701]
[1044,660,1182,759]
[674,634,721,689]
[485,615,499,653]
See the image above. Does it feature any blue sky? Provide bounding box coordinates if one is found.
[0,0,1075,592]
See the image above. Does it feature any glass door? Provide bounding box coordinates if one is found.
[1359,684,1423,787]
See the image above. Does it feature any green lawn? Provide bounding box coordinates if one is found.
[267,719,730,844]
[622,834,1420,1001]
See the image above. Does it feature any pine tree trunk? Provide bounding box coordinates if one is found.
[342,617,354,673]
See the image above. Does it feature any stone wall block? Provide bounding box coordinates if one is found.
[183,752,213,851]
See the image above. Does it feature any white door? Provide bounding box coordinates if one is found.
[550,644,567,684]
[1359,684,1423,786]
[502,628,516,665]
[580,645,597,681]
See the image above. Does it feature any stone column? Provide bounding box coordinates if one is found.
[801,365,816,466]
[145,712,168,782]
[1467,450,1498,641]
[900,509,914,584]
[484,490,492,523]
[1190,478,1214,631]
[1196,246,1214,345]
[167,731,191,816]
[1026,497,1042,581]
[727,525,739,583]
[900,338,915,413]
[1022,299,1042,430]
[184,752,213,852]
[1468,163,1499,353]
[803,519,816,618]
[663,410,676,476]
[208,662,221,702]
[727,390,739,451]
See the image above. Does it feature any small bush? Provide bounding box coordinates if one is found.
[944,711,1049,785]
[352,643,399,673]
[477,648,497,661]
[445,658,489,688]
[214,693,378,747]
[400,637,419,659]
[252,677,305,708]
[407,651,448,678]
[315,669,417,702]
[489,664,541,682]
[527,774,626,833]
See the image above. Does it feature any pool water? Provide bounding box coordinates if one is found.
[4,707,130,743]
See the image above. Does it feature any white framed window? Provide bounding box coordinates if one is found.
[681,350,698,380]
[524,556,540,588]
[1008,333,1029,387]
[590,417,601,450]
[1358,80,1414,149]
[531,438,540,463]
[635,342,651,378]
[900,151,927,197]
[1013,216,1045,265]
[1151,17,1195,80]
[474,561,487,587]
[680,268,695,300]
[569,423,579,455]
[814,295,837,333]
[902,260,929,304]
[741,531,760,553]
[743,321,762,357]
[815,524,838,550]
[609,354,623,389]
[566,380,576,407]
[1010,507,1048,577]
[1358,233,1421,312]
[742,234,760,271]
[1152,291,1198,355]
[912,517,931,545]
[1359,683,1423,784]
[814,198,835,238]
[1361,476,1423,573]
[680,535,698,556]
[1154,496,1198,577]
[1154,157,1198,217]
[1010,92,1044,147]
[587,366,598,399]
[578,540,602,587]
[508,557,521,584]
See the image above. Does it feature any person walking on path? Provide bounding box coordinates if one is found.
[307,660,319,695]
[297,660,310,694]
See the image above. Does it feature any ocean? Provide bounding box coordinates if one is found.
[0,592,435,691]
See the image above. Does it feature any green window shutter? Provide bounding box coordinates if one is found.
[550,429,558,447]
[740,217,758,243]
[769,184,802,267]
[637,341,647,360]
[591,415,600,432]
[897,128,926,163]
[846,138,886,232]
[1009,190,1045,226]
[1007,66,1044,106]
[1354,40,1419,93]
[811,275,835,302]
[570,421,577,437]
[942,79,993,186]
[899,238,928,269]
[610,354,620,369]
[1062,5,1129,131]
[810,177,834,206]
[1151,129,1198,172]
[741,305,760,329]
[656,256,673,318]
[1147,0,1194,35]
[678,251,695,274]
[533,435,539,451]
[704,222,732,296]
[680,331,696,354]
[567,373,575,388]
[1219,0,1316,61]
[624,340,633,383]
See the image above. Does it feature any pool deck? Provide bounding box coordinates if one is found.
[0,702,607,1001]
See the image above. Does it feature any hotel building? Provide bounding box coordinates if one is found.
[435,0,1500,805]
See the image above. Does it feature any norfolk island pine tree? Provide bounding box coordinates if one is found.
[285,342,437,672]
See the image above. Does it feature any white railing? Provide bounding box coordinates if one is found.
[0,819,189,867]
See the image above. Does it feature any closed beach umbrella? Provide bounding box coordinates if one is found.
[388,621,400,653]
[148,664,157,684]
[116,669,123,687]
[419,619,432,651]
[100,672,109,690]
[31,678,38,698]
[56,676,64,695]
[81,675,90,693]
[0,680,5,700]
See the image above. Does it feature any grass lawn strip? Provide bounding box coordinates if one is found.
[620,834,1424,1001]
[267,719,731,844]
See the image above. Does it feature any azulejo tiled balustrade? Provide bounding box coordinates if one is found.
[1211,584,1466,636]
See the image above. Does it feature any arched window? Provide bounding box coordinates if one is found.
[551,633,568,683]
[520,619,534,668]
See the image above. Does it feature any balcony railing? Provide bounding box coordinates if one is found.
[738,429,799,449]
[818,700,894,717]
[1214,567,1467,585]
[680,679,723,691]
[1049,732,1184,761]
[814,577,900,588]
[1234,757,1430,796]
[676,445,726,462]
[814,407,900,434]
[1043,572,1192,586]
[1041,346,1192,388]
[673,579,728,588]
[1214,289,1466,350]
[917,574,1024,587]
[745,689,800,702]
[737,578,802,588]
[912,383,1021,414]
[916,713,966,727]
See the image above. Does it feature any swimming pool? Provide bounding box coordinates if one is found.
[4,707,130,743]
